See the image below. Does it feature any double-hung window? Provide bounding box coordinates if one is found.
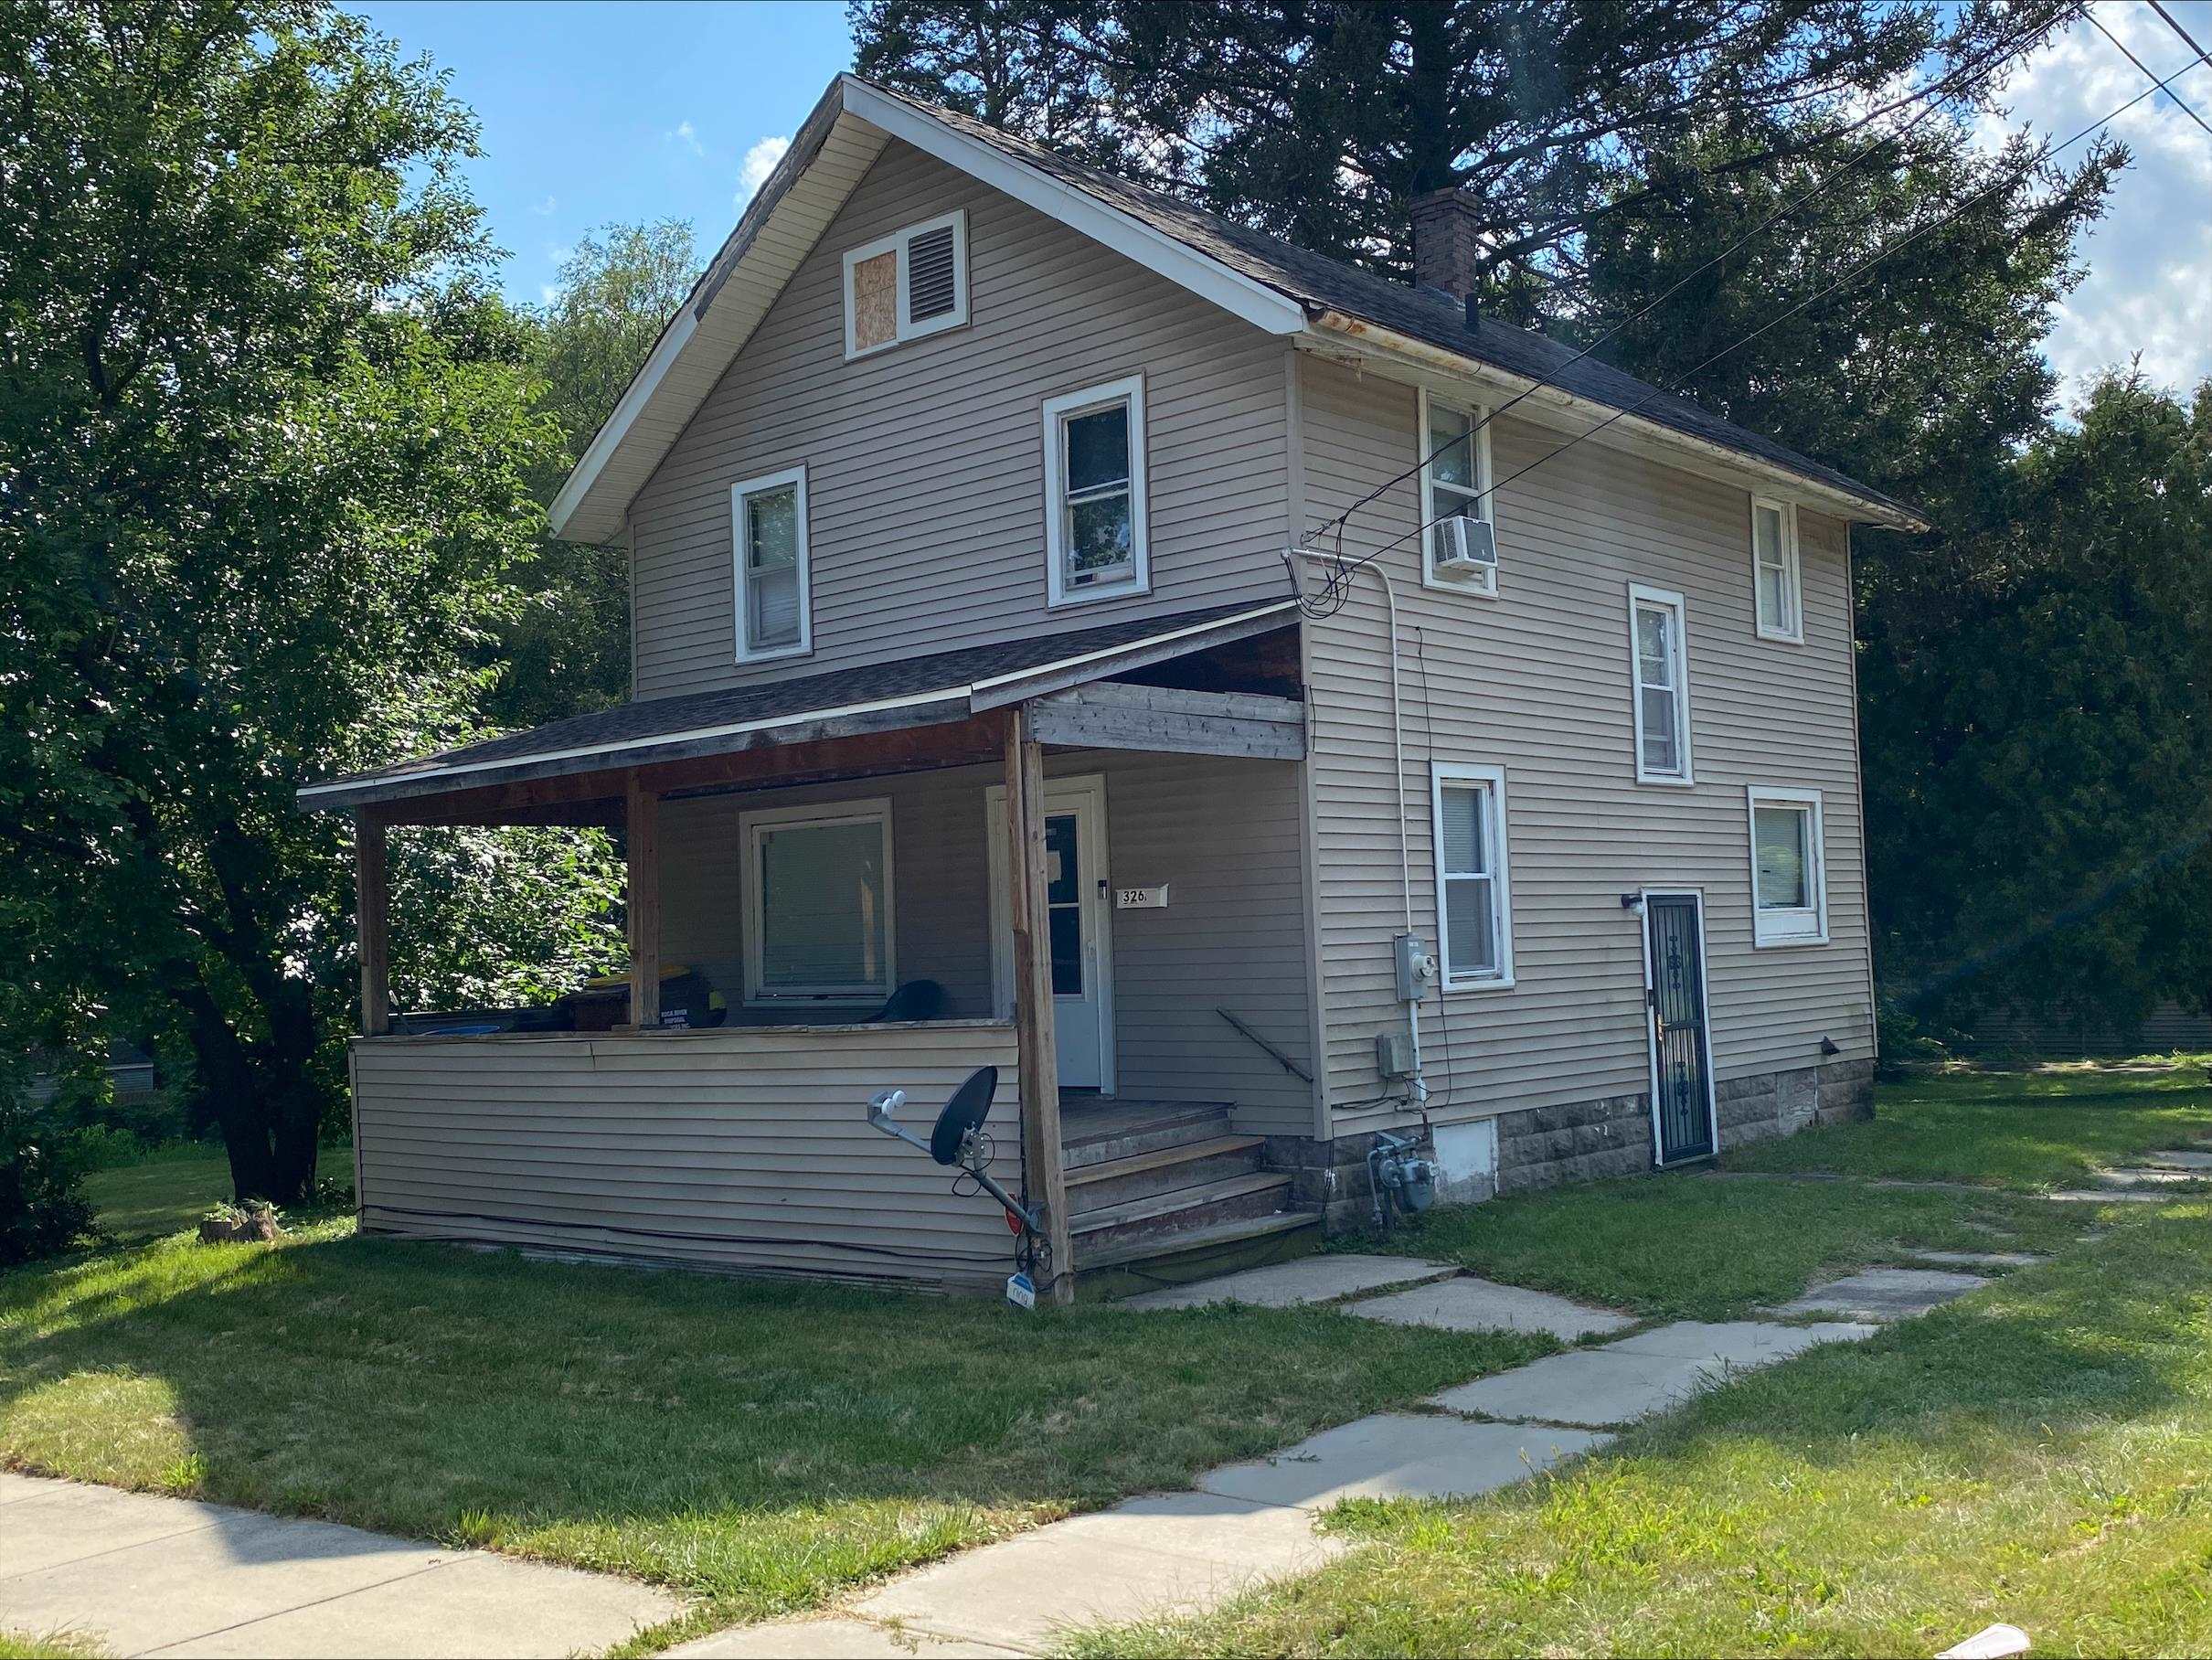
[1628,583,1694,784]
[1747,786,1828,945]
[1751,497,1803,642]
[842,209,968,358]
[1430,763,1515,989]
[1042,375,1148,605]
[740,799,896,1004]
[1419,388,1497,594]
[732,466,809,663]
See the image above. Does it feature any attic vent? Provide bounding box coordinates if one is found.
[842,209,970,360]
[906,223,959,321]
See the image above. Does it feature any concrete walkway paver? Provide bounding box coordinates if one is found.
[0,1475,679,1658]
[1768,1266,1988,1321]
[1430,1320,1875,1428]
[1196,1413,1611,1509]
[680,1617,1021,1657]
[1905,1249,2047,1269]
[2096,1166,2206,1187]
[1345,1275,1635,1339]
[2050,1187,2168,1203]
[1121,1253,1454,1310]
[2143,1148,2212,1170]
[851,1493,1333,1654]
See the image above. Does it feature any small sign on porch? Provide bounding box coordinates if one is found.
[1115,883,1169,910]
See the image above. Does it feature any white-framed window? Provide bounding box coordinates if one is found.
[1751,496,1803,643]
[739,799,896,1005]
[842,208,969,359]
[1042,375,1149,606]
[1419,387,1497,595]
[1430,762,1515,990]
[731,466,811,663]
[1746,786,1828,946]
[1628,583,1694,785]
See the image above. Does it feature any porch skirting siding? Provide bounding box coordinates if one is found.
[349,1021,1026,1292]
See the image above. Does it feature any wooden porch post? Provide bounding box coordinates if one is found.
[627,772,662,1028]
[355,814,389,1038]
[1004,705,1073,1304]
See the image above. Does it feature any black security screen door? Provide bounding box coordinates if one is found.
[1646,894,1716,1164]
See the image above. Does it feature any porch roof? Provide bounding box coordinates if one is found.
[297,600,1297,814]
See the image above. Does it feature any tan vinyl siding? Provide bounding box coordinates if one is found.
[352,1023,1022,1292]
[654,750,1316,1132]
[1297,354,1875,1135]
[628,140,1292,700]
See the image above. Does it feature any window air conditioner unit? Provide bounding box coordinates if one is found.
[1432,514,1497,582]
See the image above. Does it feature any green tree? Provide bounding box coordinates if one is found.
[1860,374,2212,1036]
[487,221,702,729]
[0,0,610,1203]
[851,0,2081,312]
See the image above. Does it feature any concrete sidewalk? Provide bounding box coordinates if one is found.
[0,1473,679,1658]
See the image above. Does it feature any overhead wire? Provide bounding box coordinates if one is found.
[2088,6,2212,136]
[1293,1,2083,559]
[1301,44,2195,602]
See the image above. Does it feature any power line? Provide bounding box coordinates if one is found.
[2148,0,2212,69]
[1309,49,2185,594]
[2089,7,2212,137]
[1295,2,2081,554]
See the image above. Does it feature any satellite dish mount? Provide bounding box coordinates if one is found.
[867,1066,1040,1234]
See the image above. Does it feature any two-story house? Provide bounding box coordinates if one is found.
[300,75,1923,1302]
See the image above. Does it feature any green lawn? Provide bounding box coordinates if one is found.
[1727,1059,2212,1189]
[81,1144,355,1243]
[0,1226,1547,1650]
[1361,1170,2090,1321]
[80,1148,236,1243]
[1069,1064,2212,1657]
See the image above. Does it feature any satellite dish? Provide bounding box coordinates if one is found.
[930,1067,997,1165]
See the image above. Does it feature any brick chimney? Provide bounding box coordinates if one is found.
[1410,187,1482,325]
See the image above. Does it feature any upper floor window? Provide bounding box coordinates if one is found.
[1042,375,1149,606]
[1629,583,1694,785]
[842,208,968,359]
[1420,389,1496,595]
[1430,762,1515,989]
[1752,497,1803,643]
[1747,786,1828,945]
[732,465,810,663]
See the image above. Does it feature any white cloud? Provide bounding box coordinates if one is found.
[737,135,792,207]
[539,282,558,305]
[529,193,558,217]
[665,119,705,158]
[1975,2,2212,403]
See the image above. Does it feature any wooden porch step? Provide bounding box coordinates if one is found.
[1070,1170,1294,1254]
[1065,1135,1267,1211]
[1060,1103,1235,1170]
[1079,1210,1321,1277]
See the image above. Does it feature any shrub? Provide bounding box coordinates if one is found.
[0,1090,99,1266]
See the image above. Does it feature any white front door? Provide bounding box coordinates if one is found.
[989,775,1115,1092]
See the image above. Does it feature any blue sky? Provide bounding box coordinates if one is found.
[357,1,2212,409]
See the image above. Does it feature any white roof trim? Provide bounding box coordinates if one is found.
[836,79,1307,342]
[548,306,697,539]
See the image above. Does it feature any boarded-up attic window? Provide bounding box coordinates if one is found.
[841,209,968,359]
[850,250,899,353]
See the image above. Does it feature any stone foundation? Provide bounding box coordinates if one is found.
[1277,1057,1878,1229]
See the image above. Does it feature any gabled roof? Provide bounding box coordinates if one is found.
[550,73,1922,545]
[298,601,1295,812]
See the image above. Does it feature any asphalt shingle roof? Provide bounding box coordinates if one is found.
[880,86,1917,525]
[303,601,1290,805]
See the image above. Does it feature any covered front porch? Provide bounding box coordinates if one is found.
[306,604,1320,1300]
